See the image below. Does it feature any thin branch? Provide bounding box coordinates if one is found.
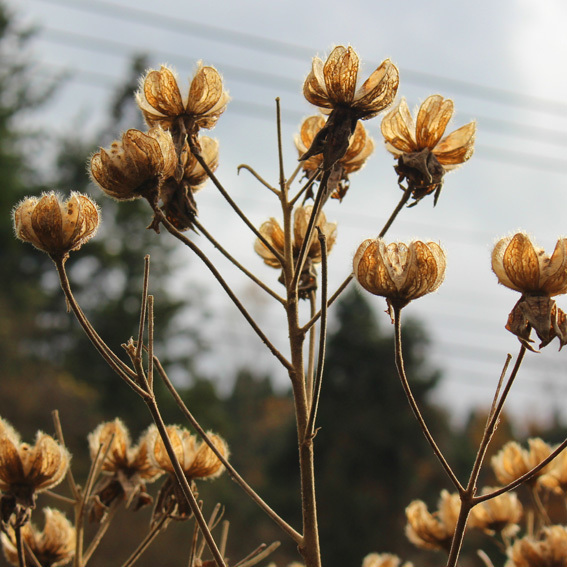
[289,168,321,207]
[234,542,281,567]
[51,410,80,502]
[286,161,304,190]
[144,397,227,567]
[305,229,328,441]
[276,98,286,193]
[237,164,279,196]
[52,258,148,398]
[147,295,155,392]
[135,255,151,363]
[15,525,26,567]
[121,513,169,567]
[303,185,414,332]
[153,356,303,544]
[189,143,284,265]
[193,218,285,305]
[393,306,463,491]
[82,504,118,565]
[305,291,317,407]
[155,209,293,371]
[290,170,330,293]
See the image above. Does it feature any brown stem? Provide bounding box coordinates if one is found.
[51,410,81,502]
[393,306,462,491]
[153,356,302,544]
[193,219,285,305]
[52,258,148,398]
[305,229,328,441]
[156,209,292,372]
[15,525,26,567]
[237,164,279,196]
[446,497,472,567]
[189,143,284,265]
[121,513,169,567]
[144,396,227,567]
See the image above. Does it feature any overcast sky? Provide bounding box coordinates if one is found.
[12,0,567,425]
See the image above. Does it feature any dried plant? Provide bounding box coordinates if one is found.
[4,42,567,567]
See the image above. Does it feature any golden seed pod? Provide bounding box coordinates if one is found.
[468,487,522,535]
[0,417,71,509]
[492,232,567,296]
[381,95,476,169]
[148,426,228,481]
[362,552,413,567]
[181,136,219,191]
[353,238,446,308]
[254,206,337,269]
[135,63,230,131]
[405,490,460,552]
[1,508,75,567]
[491,438,553,486]
[13,191,99,258]
[88,419,161,481]
[90,127,177,201]
[506,525,567,567]
[303,46,399,120]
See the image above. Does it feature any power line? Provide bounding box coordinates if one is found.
[31,0,567,117]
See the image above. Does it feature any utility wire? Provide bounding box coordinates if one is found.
[31,0,567,116]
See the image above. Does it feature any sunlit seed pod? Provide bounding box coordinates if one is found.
[506,525,567,567]
[0,417,71,510]
[90,127,177,201]
[303,46,399,120]
[468,487,522,535]
[13,191,99,257]
[1,508,75,567]
[182,136,219,191]
[362,552,413,567]
[353,238,446,307]
[491,438,554,486]
[405,490,459,552]
[136,63,230,131]
[381,95,475,205]
[492,232,567,296]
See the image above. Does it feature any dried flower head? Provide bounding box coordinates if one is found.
[149,426,228,481]
[148,426,228,525]
[468,488,522,536]
[13,192,99,260]
[381,95,476,205]
[492,232,567,350]
[1,508,75,567]
[353,238,446,315]
[405,490,460,552]
[362,552,413,567]
[90,127,177,203]
[301,46,398,170]
[254,206,337,297]
[87,420,163,520]
[0,418,70,523]
[506,525,567,567]
[135,63,230,135]
[491,438,554,487]
[538,447,567,493]
[295,115,374,201]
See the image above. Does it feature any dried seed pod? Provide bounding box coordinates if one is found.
[492,233,567,350]
[1,508,75,567]
[353,238,446,312]
[0,417,71,520]
[491,438,554,487]
[381,95,475,205]
[90,127,177,202]
[303,46,399,120]
[405,490,460,552]
[295,115,374,201]
[301,46,398,170]
[506,525,567,567]
[362,552,413,567]
[13,191,99,259]
[136,63,230,133]
[468,487,522,535]
[87,420,163,521]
